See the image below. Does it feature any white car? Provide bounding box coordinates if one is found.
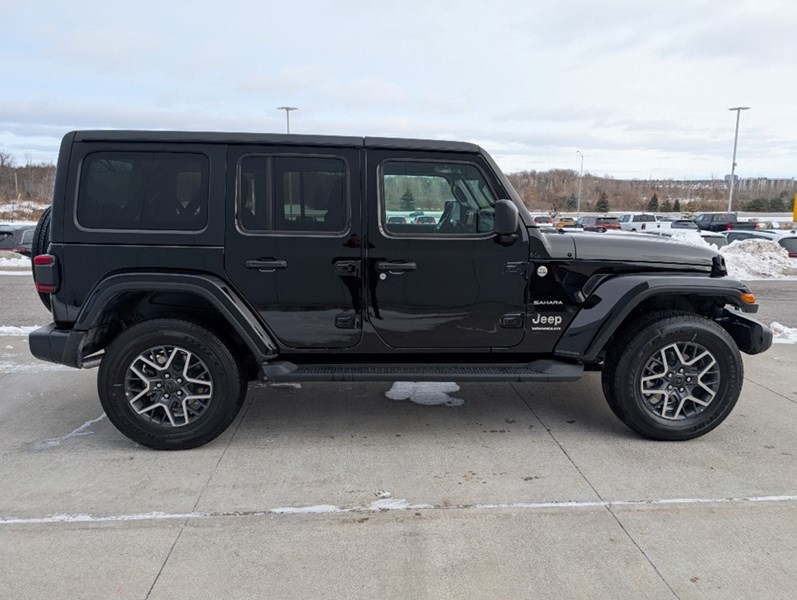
[618,213,670,232]
[724,229,797,258]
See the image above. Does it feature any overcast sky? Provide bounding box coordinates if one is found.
[2,0,795,179]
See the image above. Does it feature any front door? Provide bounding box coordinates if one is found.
[366,151,528,349]
[225,145,363,349]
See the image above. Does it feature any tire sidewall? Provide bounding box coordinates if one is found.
[618,319,742,439]
[99,324,241,449]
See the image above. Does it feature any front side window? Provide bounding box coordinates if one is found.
[78,152,208,230]
[239,155,347,233]
[381,161,496,236]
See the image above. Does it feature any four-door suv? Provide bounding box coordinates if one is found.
[30,131,772,449]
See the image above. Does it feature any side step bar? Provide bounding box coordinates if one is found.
[261,360,583,383]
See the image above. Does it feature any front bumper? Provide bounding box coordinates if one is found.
[718,308,773,355]
[29,323,87,368]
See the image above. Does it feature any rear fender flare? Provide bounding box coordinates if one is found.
[75,272,278,363]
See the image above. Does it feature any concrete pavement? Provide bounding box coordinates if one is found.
[1,333,796,599]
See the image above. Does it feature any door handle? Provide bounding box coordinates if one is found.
[375,261,417,274]
[245,259,288,272]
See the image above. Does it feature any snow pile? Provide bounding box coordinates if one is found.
[770,322,797,344]
[720,239,793,280]
[0,326,38,336]
[666,230,709,247]
[385,382,464,407]
[0,256,31,268]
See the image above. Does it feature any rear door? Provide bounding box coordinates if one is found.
[224,145,363,349]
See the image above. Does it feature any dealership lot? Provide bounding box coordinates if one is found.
[1,276,796,599]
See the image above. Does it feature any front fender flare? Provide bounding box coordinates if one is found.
[554,275,753,362]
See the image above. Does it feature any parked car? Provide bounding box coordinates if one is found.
[577,216,621,231]
[554,217,577,228]
[694,213,757,232]
[0,224,35,252]
[414,215,437,224]
[28,129,771,449]
[618,213,660,231]
[531,215,553,226]
[387,216,407,224]
[670,220,698,230]
[10,227,35,256]
[724,229,797,258]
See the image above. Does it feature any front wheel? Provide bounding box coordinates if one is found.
[98,318,246,450]
[602,311,743,440]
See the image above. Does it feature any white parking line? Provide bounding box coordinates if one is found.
[1,494,795,526]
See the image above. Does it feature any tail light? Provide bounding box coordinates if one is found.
[725,222,732,230]
[33,254,59,294]
[789,252,797,258]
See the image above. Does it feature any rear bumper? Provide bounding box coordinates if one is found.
[718,308,772,355]
[29,323,86,368]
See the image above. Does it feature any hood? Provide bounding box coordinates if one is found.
[559,231,719,268]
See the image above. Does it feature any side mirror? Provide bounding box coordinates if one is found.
[494,200,519,235]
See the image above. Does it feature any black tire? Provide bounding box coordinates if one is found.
[31,206,52,310]
[602,311,743,441]
[98,318,246,450]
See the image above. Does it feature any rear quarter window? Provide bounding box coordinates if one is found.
[77,152,209,231]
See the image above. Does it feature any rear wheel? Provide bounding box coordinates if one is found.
[98,318,247,450]
[31,206,52,310]
[602,311,743,440]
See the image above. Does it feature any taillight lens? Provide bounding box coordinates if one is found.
[33,254,54,266]
[725,222,732,230]
[33,254,58,294]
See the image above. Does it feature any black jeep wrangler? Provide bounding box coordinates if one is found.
[29,131,772,449]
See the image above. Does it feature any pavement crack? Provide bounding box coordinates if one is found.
[144,387,255,599]
[745,378,797,405]
[510,383,682,600]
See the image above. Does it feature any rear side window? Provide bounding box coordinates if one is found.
[778,238,797,253]
[239,155,347,233]
[78,152,209,230]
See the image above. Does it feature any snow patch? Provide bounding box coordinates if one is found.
[269,382,302,389]
[720,239,794,280]
[0,256,31,268]
[0,362,72,374]
[34,415,107,449]
[386,381,464,407]
[0,326,38,336]
[770,322,797,344]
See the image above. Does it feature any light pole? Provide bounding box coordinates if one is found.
[277,106,298,133]
[727,106,750,212]
[576,150,584,218]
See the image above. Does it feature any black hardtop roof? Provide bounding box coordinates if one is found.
[69,130,481,153]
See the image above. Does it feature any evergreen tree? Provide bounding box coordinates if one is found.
[400,188,415,211]
[661,199,672,212]
[648,193,659,212]
[595,191,610,213]
[566,194,578,210]
[672,198,681,212]
[768,196,786,212]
